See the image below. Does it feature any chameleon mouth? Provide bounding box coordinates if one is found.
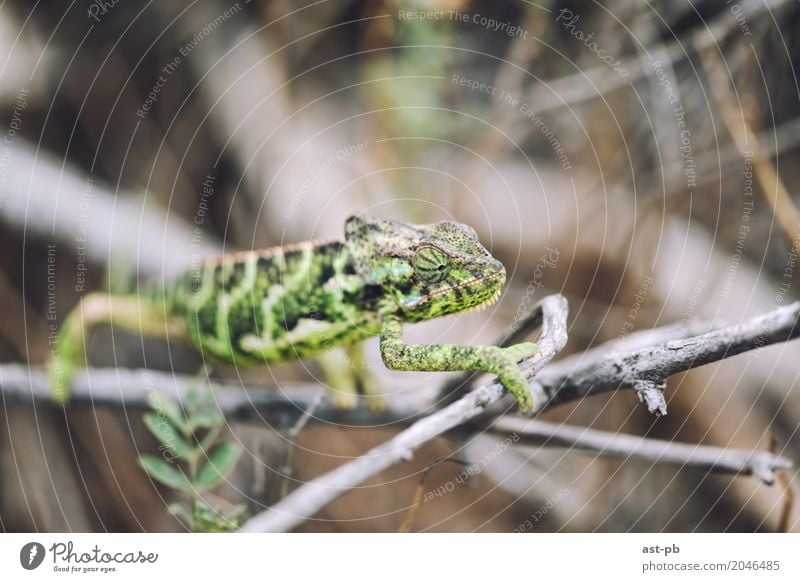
[461,284,502,314]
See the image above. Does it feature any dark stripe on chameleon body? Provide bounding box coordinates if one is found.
[279,311,299,332]
[452,285,464,306]
[222,261,246,289]
[256,256,282,283]
[396,279,415,297]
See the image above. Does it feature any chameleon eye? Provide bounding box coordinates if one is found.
[412,246,451,283]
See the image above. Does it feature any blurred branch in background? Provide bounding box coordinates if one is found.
[0,139,220,278]
[491,417,791,485]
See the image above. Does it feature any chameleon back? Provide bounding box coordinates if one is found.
[166,241,384,366]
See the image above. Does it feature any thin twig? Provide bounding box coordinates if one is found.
[279,390,325,498]
[771,434,797,532]
[491,417,792,485]
[398,455,469,533]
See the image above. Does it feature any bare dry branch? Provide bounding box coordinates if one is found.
[491,417,792,485]
[0,364,422,428]
[0,140,220,277]
[533,301,800,411]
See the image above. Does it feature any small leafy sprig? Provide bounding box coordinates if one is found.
[138,387,244,532]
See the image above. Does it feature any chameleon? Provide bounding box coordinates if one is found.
[48,215,539,411]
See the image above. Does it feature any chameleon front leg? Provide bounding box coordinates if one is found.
[316,350,359,410]
[316,343,387,411]
[48,292,187,404]
[379,312,538,413]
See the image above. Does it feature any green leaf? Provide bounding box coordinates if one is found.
[194,442,241,490]
[168,501,194,528]
[193,502,244,532]
[138,455,191,492]
[147,391,189,435]
[187,408,224,432]
[143,413,193,459]
[185,386,199,413]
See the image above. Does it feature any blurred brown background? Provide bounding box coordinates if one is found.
[0,0,799,532]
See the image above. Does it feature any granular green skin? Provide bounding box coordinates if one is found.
[49,215,538,411]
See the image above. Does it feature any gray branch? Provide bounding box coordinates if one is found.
[531,301,800,412]
[239,294,570,532]
[0,365,424,429]
[2,303,798,429]
[0,139,219,277]
[491,417,792,485]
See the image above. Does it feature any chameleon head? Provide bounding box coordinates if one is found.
[345,215,506,322]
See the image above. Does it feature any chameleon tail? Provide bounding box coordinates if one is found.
[48,291,187,404]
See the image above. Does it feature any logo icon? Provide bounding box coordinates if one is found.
[20,542,45,570]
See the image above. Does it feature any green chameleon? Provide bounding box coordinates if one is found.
[48,215,538,411]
